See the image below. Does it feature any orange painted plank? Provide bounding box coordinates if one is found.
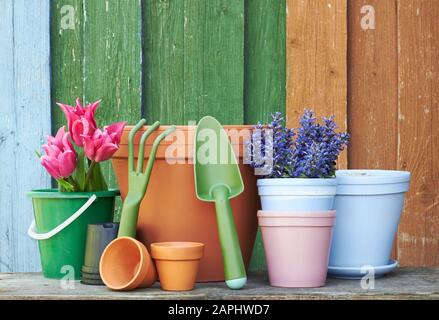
[347,0,399,259]
[286,0,348,168]
[347,0,398,170]
[397,0,439,266]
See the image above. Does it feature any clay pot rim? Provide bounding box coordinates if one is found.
[258,210,336,218]
[118,125,254,147]
[122,125,255,131]
[100,237,149,291]
[258,211,336,227]
[151,242,205,261]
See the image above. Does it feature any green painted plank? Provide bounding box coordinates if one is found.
[83,0,143,195]
[144,0,185,124]
[201,0,244,124]
[244,0,286,124]
[183,0,204,123]
[51,0,84,134]
[144,0,244,125]
[244,0,286,271]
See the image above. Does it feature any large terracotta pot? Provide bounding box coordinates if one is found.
[112,125,259,282]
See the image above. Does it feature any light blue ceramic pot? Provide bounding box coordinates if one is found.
[257,178,337,211]
[329,170,411,268]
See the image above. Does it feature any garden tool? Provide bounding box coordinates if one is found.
[194,116,247,290]
[118,119,176,237]
[100,119,176,291]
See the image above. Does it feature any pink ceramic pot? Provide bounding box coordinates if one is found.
[258,210,336,288]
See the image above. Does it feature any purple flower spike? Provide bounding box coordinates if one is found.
[246,109,349,178]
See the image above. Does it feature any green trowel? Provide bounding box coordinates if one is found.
[194,116,246,290]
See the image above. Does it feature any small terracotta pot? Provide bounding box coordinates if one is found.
[151,242,204,291]
[99,237,157,291]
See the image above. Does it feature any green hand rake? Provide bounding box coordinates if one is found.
[118,119,176,238]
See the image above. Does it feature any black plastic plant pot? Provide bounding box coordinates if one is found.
[81,278,105,286]
[81,272,102,281]
[82,223,119,275]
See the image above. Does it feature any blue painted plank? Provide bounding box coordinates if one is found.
[0,0,15,272]
[0,0,51,272]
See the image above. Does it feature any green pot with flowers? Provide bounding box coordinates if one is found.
[27,99,125,280]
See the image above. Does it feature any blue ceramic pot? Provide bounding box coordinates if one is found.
[257,178,337,211]
[329,170,410,268]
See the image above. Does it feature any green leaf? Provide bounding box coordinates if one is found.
[86,162,108,192]
[34,150,42,159]
[57,179,75,192]
[66,176,80,192]
[73,150,86,191]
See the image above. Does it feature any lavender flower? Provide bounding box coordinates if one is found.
[245,112,295,178]
[246,109,349,178]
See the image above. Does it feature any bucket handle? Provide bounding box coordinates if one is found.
[27,194,97,240]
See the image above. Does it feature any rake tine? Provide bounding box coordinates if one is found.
[136,121,160,174]
[128,119,147,173]
[141,126,176,191]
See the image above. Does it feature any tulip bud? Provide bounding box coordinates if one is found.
[83,122,126,162]
[57,99,100,147]
[40,127,77,180]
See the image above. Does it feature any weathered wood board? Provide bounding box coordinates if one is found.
[347,0,399,258]
[397,0,439,266]
[286,0,348,169]
[244,0,286,271]
[0,0,51,272]
[50,0,84,134]
[347,0,399,171]
[0,269,438,300]
[83,0,143,191]
[144,0,245,125]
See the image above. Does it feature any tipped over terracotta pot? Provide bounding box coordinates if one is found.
[99,237,157,291]
[112,125,259,282]
[151,242,204,291]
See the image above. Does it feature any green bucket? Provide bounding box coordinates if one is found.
[27,189,119,280]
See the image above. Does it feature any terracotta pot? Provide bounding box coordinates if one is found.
[99,237,157,291]
[151,242,204,291]
[112,125,259,282]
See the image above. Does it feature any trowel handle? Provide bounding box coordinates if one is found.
[212,185,247,290]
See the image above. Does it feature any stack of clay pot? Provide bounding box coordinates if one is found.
[257,178,337,288]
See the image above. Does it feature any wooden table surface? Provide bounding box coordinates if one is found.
[0,268,438,300]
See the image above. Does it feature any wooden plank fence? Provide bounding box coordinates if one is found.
[0,0,437,272]
[50,0,286,271]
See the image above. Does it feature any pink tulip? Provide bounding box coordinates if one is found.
[57,99,100,147]
[83,122,126,162]
[41,127,77,180]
